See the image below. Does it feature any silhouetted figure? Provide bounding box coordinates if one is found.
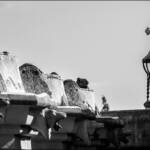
[101,95,109,112]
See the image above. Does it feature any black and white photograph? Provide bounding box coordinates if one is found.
[0,1,150,149]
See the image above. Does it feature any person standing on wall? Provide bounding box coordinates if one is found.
[101,95,109,112]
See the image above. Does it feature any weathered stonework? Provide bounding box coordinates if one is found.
[102,109,150,147]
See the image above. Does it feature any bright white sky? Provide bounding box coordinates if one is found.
[0,1,150,110]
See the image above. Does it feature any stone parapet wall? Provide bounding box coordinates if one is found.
[1,108,150,149]
[102,109,150,147]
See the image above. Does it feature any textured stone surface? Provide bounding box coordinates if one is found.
[1,108,150,149]
[20,64,69,106]
[19,63,51,96]
[64,79,90,110]
[0,52,24,93]
[102,109,150,147]
[64,80,82,106]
